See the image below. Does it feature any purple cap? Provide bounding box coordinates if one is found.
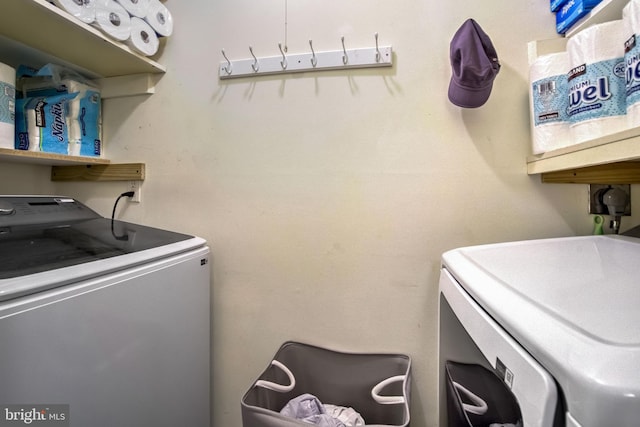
[448,19,500,108]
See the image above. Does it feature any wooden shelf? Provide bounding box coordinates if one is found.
[527,126,640,183]
[51,163,145,182]
[0,149,145,182]
[540,161,640,184]
[0,148,110,166]
[0,0,165,78]
[0,0,162,172]
[527,126,640,172]
[526,0,640,184]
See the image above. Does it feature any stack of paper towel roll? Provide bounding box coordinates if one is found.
[529,18,632,154]
[49,0,173,57]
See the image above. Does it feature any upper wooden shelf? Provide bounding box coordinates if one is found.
[0,0,166,78]
[565,0,628,37]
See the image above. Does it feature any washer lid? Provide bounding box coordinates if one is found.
[0,196,203,302]
[442,235,640,427]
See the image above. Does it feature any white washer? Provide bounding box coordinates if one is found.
[0,196,210,427]
[439,235,640,427]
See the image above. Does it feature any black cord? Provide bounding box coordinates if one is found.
[111,191,134,241]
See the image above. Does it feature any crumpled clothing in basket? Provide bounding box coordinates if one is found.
[324,404,365,426]
[280,393,365,427]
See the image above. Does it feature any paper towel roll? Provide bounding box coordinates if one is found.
[624,0,640,127]
[567,20,628,144]
[529,52,571,154]
[52,0,96,24]
[127,17,159,56]
[144,0,173,37]
[115,0,150,18]
[93,0,132,41]
[0,62,16,150]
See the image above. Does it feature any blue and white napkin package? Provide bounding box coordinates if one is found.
[15,93,77,154]
[14,64,101,156]
[556,0,603,34]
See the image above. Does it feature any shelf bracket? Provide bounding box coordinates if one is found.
[51,163,145,182]
[95,74,157,98]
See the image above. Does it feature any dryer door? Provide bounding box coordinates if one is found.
[439,267,560,427]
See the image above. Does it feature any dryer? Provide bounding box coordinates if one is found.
[0,195,210,427]
[438,235,640,427]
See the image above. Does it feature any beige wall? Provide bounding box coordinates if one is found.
[2,1,637,426]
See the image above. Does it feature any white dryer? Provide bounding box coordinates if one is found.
[438,234,640,427]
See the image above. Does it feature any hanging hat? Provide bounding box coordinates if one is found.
[448,19,500,108]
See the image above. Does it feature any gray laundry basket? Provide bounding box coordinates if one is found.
[241,341,411,427]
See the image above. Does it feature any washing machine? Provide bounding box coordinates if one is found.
[438,234,640,427]
[0,195,210,426]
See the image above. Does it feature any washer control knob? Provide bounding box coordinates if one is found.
[0,201,15,216]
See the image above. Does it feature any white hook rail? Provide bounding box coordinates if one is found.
[218,35,393,80]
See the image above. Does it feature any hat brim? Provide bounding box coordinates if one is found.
[448,77,493,108]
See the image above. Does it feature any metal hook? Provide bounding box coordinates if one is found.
[278,43,288,69]
[249,46,259,72]
[341,36,348,65]
[375,32,381,62]
[309,40,317,67]
[221,49,232,75]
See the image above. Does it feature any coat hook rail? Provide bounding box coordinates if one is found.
[219,35,392,80]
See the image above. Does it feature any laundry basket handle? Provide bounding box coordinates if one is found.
[255,360,296,393]
[371,375,407,404]
[452,381,488,415]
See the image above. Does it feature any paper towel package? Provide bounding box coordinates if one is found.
[530,52,571,154]
[556,0,603,34]
[624,0,640,127]
[0,62,15,150]
[551,0,568,12]
[567,20,627,144]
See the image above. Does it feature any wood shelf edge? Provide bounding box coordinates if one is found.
[541,161,640,184]
[0,148,110,165]
[51,163,146,182]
